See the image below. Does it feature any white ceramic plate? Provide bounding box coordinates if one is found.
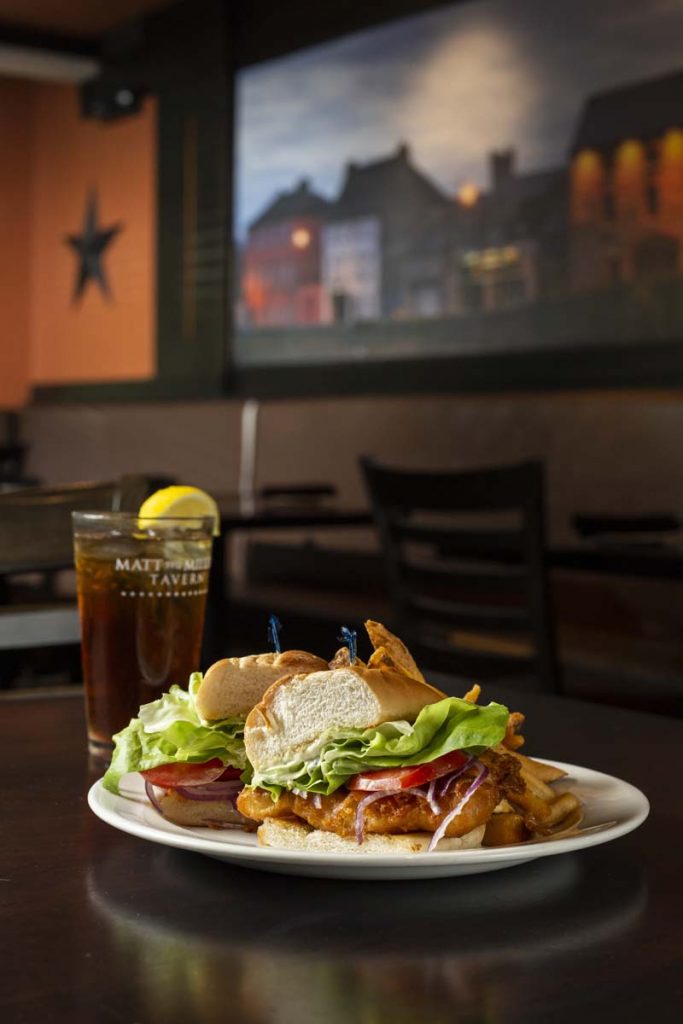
[88,760,649,880]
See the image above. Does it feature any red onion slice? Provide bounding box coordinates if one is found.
[424,779,441,815]
[354,789,402,844]
[174,781,243,803]
[428,763,489,852]
[145,778,242,810]
[437,757,475,798]
[144,779,248,827]
[144,780,165,815]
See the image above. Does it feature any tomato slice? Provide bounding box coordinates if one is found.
[141,758,231,788]
[347,749,470,792]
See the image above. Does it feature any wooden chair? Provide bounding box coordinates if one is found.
[0,476,163,658]
[361,457,560,694]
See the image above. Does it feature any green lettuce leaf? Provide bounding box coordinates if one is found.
[102,673,246,794]
[251,696,509,797]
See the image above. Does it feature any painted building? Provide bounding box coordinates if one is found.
[241,179,330,327]
[321,144,458,323]
[453,149,568,314]
[569,71,683,290]
[241,144,568,328]
[321,217,381,323]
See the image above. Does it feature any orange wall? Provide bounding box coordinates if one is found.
[30,84,156,386]
[0,78,156,407]
[0,79,33,407]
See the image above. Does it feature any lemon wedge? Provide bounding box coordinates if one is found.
[138,486,220,536]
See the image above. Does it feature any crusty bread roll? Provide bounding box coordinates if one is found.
[157,790,249,829]
[196,650,327,720]
[244,665,446,773]
[257,817,485,853]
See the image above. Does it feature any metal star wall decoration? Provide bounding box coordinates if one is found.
[64,191,123,302]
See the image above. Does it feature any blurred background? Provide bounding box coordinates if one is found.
[1,0,683,717]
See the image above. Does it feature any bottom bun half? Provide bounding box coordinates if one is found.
[158,791,251,829]
[257,817,485,854]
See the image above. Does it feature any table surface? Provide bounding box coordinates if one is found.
[213,496,683,580]
[1,687,681,1024]
[550,541,683,578]
[214,494,372,530]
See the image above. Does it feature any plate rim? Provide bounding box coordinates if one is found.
[87,759,650,868]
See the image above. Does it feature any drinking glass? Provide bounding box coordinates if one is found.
[72,512,214,756]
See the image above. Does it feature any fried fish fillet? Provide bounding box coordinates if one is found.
[237,768,502,839]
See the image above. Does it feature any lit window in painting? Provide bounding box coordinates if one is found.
[658,128,683,221]
[613,139,648,222]
[570,150,606,224]
[457,182,479,208]
[291,227,312,249]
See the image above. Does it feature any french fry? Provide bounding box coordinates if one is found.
[509,790,553,829]
[520,767,556,803]
[535,793,581,832]
[513,751,567,783]
[505,760,581,835]
[367,646,403,675]
[502,711,526,750]
[462,683,481,704]
[365,620,426,683]
[496,745,567,784]
[483,812,529,847]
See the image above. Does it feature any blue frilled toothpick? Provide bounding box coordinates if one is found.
[267,614,282,654]
[338,625,357,664]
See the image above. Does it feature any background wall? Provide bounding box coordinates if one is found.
[22,389,683,542]
[30,84,157,387]
[0,79,33,408]
[24,399,243,496]
[0,78,156,408]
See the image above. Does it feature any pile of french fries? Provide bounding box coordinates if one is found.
[465,683,581,846]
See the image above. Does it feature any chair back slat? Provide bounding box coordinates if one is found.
[393,523,524,562]
[407,595,530,633]
[403,561,526,600]
[363,462,541,512]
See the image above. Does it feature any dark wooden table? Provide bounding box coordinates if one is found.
[550,541,683,579]
[1,688,681,1023]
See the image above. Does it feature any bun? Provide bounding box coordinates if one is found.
[257,818,485,853]
[244,665,446,773]
[157,790,250,829]
[196,650,327,720]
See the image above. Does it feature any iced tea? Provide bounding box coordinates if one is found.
[72,513,214,755]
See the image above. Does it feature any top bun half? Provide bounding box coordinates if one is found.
[196,650,328,720]
[244,664,446,773]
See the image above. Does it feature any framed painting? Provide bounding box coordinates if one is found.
[231,0,683,395]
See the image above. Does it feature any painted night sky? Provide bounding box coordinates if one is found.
[235,0,683,239]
